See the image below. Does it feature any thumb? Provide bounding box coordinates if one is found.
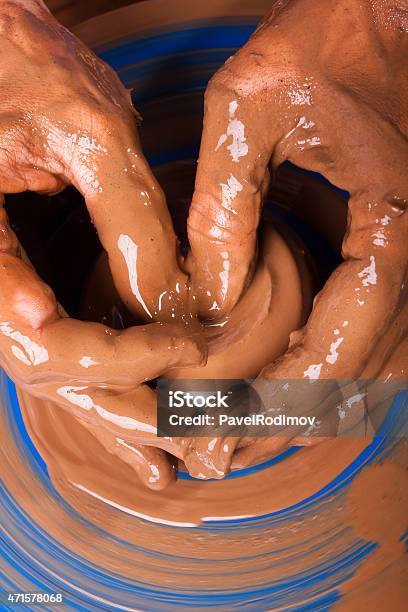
[187,72,275,319]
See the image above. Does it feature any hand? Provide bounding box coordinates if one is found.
[0,198,210,488]
[189,0,407,375]
[0,0,189,321]
[0,0,213,489]
[187,0,408,466]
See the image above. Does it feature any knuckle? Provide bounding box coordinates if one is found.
[209,29,305,101]
[206,66,239,100]
[85,103,111,132]
[207,51,272,101]
[63,104,107,148]
[73,95,123,137]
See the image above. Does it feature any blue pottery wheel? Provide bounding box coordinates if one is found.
[1,1,407,610]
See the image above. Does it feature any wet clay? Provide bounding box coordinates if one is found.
[81,161,314,380]
[17,315,408,526]
[13,161,408,500]
[1,154,406,487]
[336,460,408,611]
[3,399,407,607]
[7,162,314,491]
[0,1,407,607]
[1,0,407,484]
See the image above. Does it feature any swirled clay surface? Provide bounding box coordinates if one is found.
[0,1,407,609]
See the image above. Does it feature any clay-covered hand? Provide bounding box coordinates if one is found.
[0,0,212,489]
[0,209,230,488]
[0,200,210,489]
[0,0,189,321]
[188,0,407,379]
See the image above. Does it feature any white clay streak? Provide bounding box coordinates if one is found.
[72,484,197,527]
[117,234,152,318]
[215,101,249,162]
[358,255,377,287]
[0,321,49,366]
[57,386,157,435]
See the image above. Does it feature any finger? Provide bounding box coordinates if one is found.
[0,265,182,489]
[185,21,303,320]
[32,380,238,482]
[232,437,291,469]
[78,419,176,491]
[2,6,185,322]
[117,443,176,491]
[0,196,19,255]
[187,72,273,319]
[181,436,240,480]
[0,165,67,195]
[0,252,206,387]
[0,112,68,195]
[20,367,176,491]
[0,202,205,382]
[232,437,328,473]
[45,107,191,324]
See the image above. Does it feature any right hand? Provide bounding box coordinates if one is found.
[187,0,408,467]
